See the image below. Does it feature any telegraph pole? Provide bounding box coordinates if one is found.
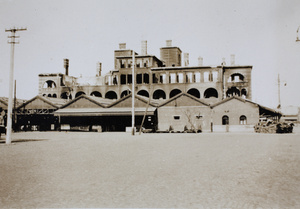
[131,51,135,135]
[296,26,300,42]
[277,74,281,110]
[5,27,27,144]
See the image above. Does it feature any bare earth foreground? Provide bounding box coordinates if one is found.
[0,130,300,208]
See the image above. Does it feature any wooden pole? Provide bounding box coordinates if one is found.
[131,51,135,135]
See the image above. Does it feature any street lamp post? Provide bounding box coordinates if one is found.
[5,27,26,144]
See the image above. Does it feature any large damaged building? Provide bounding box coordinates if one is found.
[13,40,280,132]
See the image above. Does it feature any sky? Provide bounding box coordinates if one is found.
[0,0,300,109]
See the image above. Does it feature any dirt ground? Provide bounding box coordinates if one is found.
[0,130,300,208]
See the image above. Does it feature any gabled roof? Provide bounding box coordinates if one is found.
[0,97,27,108]
[59,95,114,109]
[158,92,210,107]
[107,94,158,108]
[16,95,66,109]
[210,96,255,108]
[210,96,281,116]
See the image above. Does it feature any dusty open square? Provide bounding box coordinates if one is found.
[0,131,300,208]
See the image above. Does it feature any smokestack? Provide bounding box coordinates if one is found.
[184,53,189,66]
[64,59,69,76]
[119,43,126,49]
[166,40,172,47]
[198,56,203,66]
[221,57,226,66]
[96,62,102,77]
[230,54,235,65]
[141,40,147,55]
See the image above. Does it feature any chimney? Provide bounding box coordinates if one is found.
[166,40,172,47]
[230,54,235,65]
[184,53,189,66]
[64,59,69,76]
[221,57,226,66]
[119,43,126,49]
[141,40,147,55]
[198,56,203,66]
[96,62,102,77]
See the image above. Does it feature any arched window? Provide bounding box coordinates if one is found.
[241,89,247,98]
[226,87,240,97]
[121,90,131,98]
[105,91,118,100]
[43,80,57,88]
[169,89,182,98]
[222,115,229,125]
[137,90,149,97]
[90,91,102,97]
[52,94,57,98]
[240,115,247,125]
[230,73,244,82]
[153,89,166,100]
[75,91,86,98]
[61,92,72,100]
[204,88,218,98]
[187,88,200,98]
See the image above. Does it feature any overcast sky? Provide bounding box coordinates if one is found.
[0,0,300,108]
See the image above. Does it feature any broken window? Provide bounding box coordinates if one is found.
[137,90,149,97]
[230,73,244,82]
[226,87,240,97]
[143,73,149,84]
[90,91,102,97]
[43,80,57,88]
[121,90,131,98]
[127,74,132,84]
[137,74,142,84]
[105,91,118,100]
[170,89,182,98]
[187,88,200,98]
[204,88,218,98]
[121,74,126,85]
[75,91,86,98]
[152,73,159,83]
[153,89,166,100]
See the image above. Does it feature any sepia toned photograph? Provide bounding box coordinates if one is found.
[0,0,300,208]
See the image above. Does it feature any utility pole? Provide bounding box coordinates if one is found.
[277,73,281,110]
[131,51,135,135]
[5,27,27,144]
[296,26,300,42]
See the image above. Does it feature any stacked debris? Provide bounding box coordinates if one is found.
[254,121,294,133]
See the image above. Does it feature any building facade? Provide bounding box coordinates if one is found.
[38,40,252,105]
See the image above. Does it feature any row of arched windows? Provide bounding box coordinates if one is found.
[222,115,247,125]
[57,87,219,100]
